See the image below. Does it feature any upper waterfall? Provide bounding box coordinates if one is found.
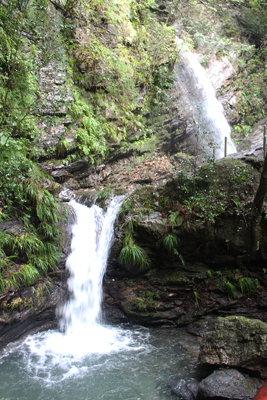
[174,47,236,159]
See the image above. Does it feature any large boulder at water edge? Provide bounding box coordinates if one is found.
[171,378,199,400]
[197,369,261,400]
[169,371,263,400]
[199,316,267,379]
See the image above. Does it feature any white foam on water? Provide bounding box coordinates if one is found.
[24,324,140,359]
[14,326,149,384]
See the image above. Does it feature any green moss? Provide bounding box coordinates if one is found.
[216,316,267,337]
[163,158,259,227]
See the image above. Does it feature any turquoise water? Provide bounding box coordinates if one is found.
[0,200,200,400]
[0,327,199,400]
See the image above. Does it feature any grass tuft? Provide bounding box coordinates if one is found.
[225,281,236,299]
[161,234,184,264]
[237,277,256,295]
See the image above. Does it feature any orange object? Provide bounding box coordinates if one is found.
[253,381,267,400]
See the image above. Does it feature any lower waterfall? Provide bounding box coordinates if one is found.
[54,197,131,355]
[27,196,135,357]
[0,198,200,400]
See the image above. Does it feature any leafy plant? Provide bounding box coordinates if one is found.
[161,234,179,253]
[16,264,40,286]
[97,187,111,202]
[0,141,63,294]
[194,291,201,308]
[119,199,135,217]
[32,280,54,306]
[119,233,150,268]
[169,210,182,229]
[9,297,24,312]
[57,138,69,158]
[206,269,212,279]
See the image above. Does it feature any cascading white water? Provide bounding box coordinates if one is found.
[33,196,136,357]
[175,48,236,159]
[61,198,123,333]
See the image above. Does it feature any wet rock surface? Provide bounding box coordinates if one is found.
[104,268,267,328]
[102,156,267,328]
[170,362,264,400]
[41,154,176,191]
[0,280,66,351]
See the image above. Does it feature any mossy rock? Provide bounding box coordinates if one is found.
[165,158,259,202]
[199,316,267,378]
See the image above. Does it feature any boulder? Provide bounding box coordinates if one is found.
[171,378,199,400]
[199,316,267,379]
[197,368,259,400]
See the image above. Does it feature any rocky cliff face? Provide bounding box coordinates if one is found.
[34,1,267,194]
[102,157,267,328]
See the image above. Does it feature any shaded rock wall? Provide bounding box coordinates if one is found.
[0,203,75,351]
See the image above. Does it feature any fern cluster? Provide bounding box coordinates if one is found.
[0,143,63,295]
[72,96,107,162]
[237,277,259,295]
[225,277,260,300]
